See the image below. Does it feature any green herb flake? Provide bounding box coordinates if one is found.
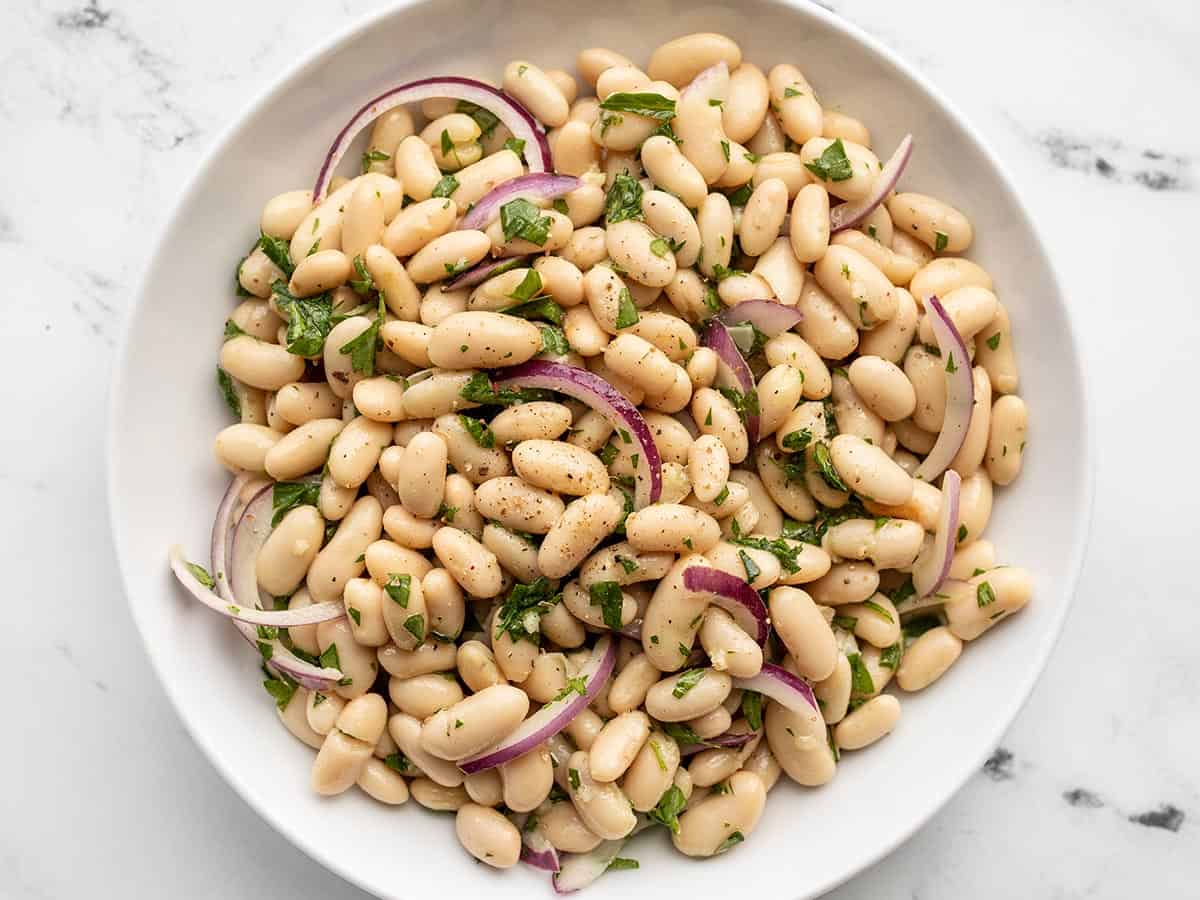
[716,831,745,854]
[649,784,687,833]
[216,367,241,418]
[495,576,562,644]
[726,184,753,207]
[986,332,1002,351]
[360,148,391,173]
[272,282,334,357]
[459,372,548,407]
[880,642,903,670]
[568,768,582,790]
[608,858,639,871]
[455,100,500,138]
[458,414,496,449]
[712,484,730,506]
[649,739,668,772]
[720,140,731,162]
[506,268,543,303]
[403,614,425,642]
[742,690,764,730]
[262,671,298,711]
[934,230,949,252]
[500,197,554,246]
[503,136,526,161]
[650,237,671,258]
[383,752,411,774]
[338,304,385,376]
[318,642,340,671]
[812,442,849,492]
[958,523,969,543]
[863,598,895,623]
[738,549,761,584]
[832,614,859,631]
[271,480,321,527]
[184,561,215,589]
[385,573,412,608]
[598,91,677,121]
[781,428,812,453]
[615,287,640,329]
[847,652,875,696]
[672,668,705,699]
[604,173,645,225]
[431,174,459,198]
[552,197,570,216]
[803,138,854,183]
[976,581,997,608]
[589,581,625,631]
[783,86,803,98]
[257,231,295,276]
[539,324,571,356]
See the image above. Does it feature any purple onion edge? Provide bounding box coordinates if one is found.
[682,566,769,644]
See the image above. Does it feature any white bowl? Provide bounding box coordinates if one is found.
[108,1,1093,898]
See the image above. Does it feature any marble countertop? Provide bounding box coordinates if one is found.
[5,0,1197,896]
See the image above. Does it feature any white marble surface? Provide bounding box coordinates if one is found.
[4,0,1198,897]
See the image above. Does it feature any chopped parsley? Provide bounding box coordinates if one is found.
[539,324,571,356]
[742,690,763,730]
[725,184,753,207]
[713,484,730,506]
[257,231,295,276]
[271,480,321,526]
[385,573,411,608]
[879,642,903,670]
[383,752,412,774]
[615,287,640,329]
[494,577,561,643]
[862,598,895,623]
[986,332,1002,351]
[589,581,625,630]
[456,100,500,138]
[431,174,459,198]
[503,137,526,161]
[720,139,731,162]
[847,652,875,696]
[567,768,582,790]
[604,173,644,225]
[738,549,761,583]
[672,668,705,699]
[262,670,298,711]
[360,148,390,173]
[934,230,949,252]
[403,614,425,642]
[459,372,548,406]
[812,442,849,492]
[458,415,495,448]
[216,367,240,418]
[608,858,639,871]
[500,198,554,246]
[184,560,215,589]
[715,831,745,854]
[649,237,671,258]
[783,86,804,98]
[649,739,668,772]
[272,281,333,357]
[957,523,969,543]
[615,555,639,575]
[648,784,687,833]
[976,581,997,608]
[348,254,375,296]
[803,138,854,183]
[338,297,386,376]
[599,91,677,121]
[781,428,813,453]
[506,268,543,303]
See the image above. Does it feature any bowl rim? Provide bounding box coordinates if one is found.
[106,2,1095,897]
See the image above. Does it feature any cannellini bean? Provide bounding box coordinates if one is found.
[455,803,521,868]
[432,413,511,485]
[421,684,529,760]
[576,47,636,87]
[648,33,741,86]
[379,639,458,680]
[798,280,859,359]
[641,137,707,209]
[512,439,610,496]
[621,730,680,811]
[945,566,1032,640]
[675,64,730,184]
[834,694,901,750]
[769,587,838,680]
[699,607,763,678]
[626,503,720,554]
[564,751,637,840]
[986,395,1028,485]
[473,477,565,534]
[975,301,1019,394]
[673,770,765,857]
[829,434,913,504]
[539,492,624,579]
[406,230,491,284]
[389,672,464,720]
[807,561,880,606]
[799,136,880,202]
[768,63,823,145]
[261,189,314,240]
[724,62,770,143]
[687,435,730,502]
[220,336,306,391]
[428,311,541,369]
[739,178,789,256]
[589,711,651,782]
[645,668,732,722]
[307,496,381,602]
[888,192,973,253]
[814,244,898,330]
[904,345,947,434]
[751,151,809,196]
[896,626,963,691]
[432,527,504,598]
[847,355,917,422]
[328,416,391,489]
[504,60,568,127]
[397,432,448,517]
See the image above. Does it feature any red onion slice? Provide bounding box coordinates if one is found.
[552,818,652,893]
[829,133,913,233]
[229,484,276,611]
[458,636,617,774]
[459,173,582,232]
[732,662,819,714]
[701,320,760,442]
[168,545,343,627]
[912,468,962,597]
[313,76,551,201]
[717,299,803,337]
[444,255,528,290]
[678,729,757,756]
[915,296,975,482]
[495,361,662,509]
[211,474,258,607]
[681,566,769,645]
[517,820,561,873]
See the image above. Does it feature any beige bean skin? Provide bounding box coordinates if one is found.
[576,47,636,87]
[825,518,924,571]
[956,468,993,546]
[640,193,702,272]
[398,370,477,419]
[904,345,947,434]
[648,33,741,86]
[608,654,662,714]
[765,697,835,786]
[699,607,763,678]
[696,193,734,278]
[390,136,440,202]
[396,431,447,518]
[692,387,749,464]
[552,120,600,176]
[311,726,375,796]
[687,721,760,786]
[622,731,680,812]
[605,333,678,397]
[487,403,572,446]
[807,561,880,607]
[561,579,636,631]
[503,60,568,127]
[754,443,817,521]
[432,414,511,486]
[389,672,464,720]
[687,435,730,503]
[645,668,732,722]
[704,541,780,590]
[564,708,605,752]
[945,566,1032,640]
[564,751,638,840]
[220,336,306,392]
[626,503,720,554]
[356,757,409,805]
[641,137,707,209]
[813,654,852,724]
[278,688,325,749]
[454,803,521,868]
[673,770,765,858]
[379,569,429,651]
[834,694,901,750]
[327,417,391,489]
[492,626,540,683]
[723,62,769,143]
[752,237,806,307]
[768,63,823,145]
[339,577,388,648]
[798,280,859,360]
[833,229,918,287]
[830,434,913,505]
[539,800,604,853]
[519,653,569,704]
[261,189,314,240]
[749,151,808,197]
[761,334,827,400]
[947,539,996,582]
[306,495,381,602]
[378,638,457,680]
[888,192,973,253]
[474,477,565,535]
[640,554,712,671]
[457,640,506,692]
[410,779,469,811]
[589,711,651,782]
[485,210,574,258]
[406,231,490,284]
[539,492,624,579]
[317,616,379,699]
[975,302,1019,395]
[306,687,347,736]
[229,299,284,343]
[769,587,838,680]
[421,684,529,761]
[815,244,898,330]
[688,705,733,741]
[728,468,785,537]
[558,226,608,273]
[512,439,610,496]
[562,305,609,357]
[387,711,462,788]
[237,247,285,298]
[757,364,806,439]
[500,745,554,813]
[799,136,880,202]
[288,249,350,298]
[986,395,1028,485]
[739,178,790,257]
[383,197,457,259]
[446,149,524,210]
[896,626,963,691]
[364,539,432,585]
[946,367,993,479]
[857,289,918,366]
[847,356,917,423]
[432,527,504,598]
[213,423,281,474]
[908,257,992,307]
[428,311,541,370]
[787,183,831,264]
[422,568,465,639]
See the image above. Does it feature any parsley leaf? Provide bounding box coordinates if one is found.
[506,268,543,303]
[360,148,390,173]
[272,281,333,357]
[598,91,677,121]
[500,198,553,246]
[934,230,949,252]
[403,614,425,642]
[503,295,564,325]
[672,668,705,698]
[271,480,321,526]
[257,231,295,276]
[781,428,813,453]
[716,831,745,854]
[262,670,298,711]
[604,173,644,225]
[847,652,875,696]
[985,331,1002,351]
[976,581,997,608]
[741,690,763,730]
[456,100,500,138]
[608,858,639,871]
[738,549,760,583]
[614,287,640,329]
[539,324,571,356]
[495,577,561,643]
[803,138,854,182]
[348,254,375,296]
[879,642,903,670]
[459,372,548,406]
[385,573,412,608]
[648,784,687,833]
[503,137,526,161]
[338,299,385,375]
[431,174,459,198]
[216,367,241,418]
[459,414,495,449]
[588,581,625,630]
[812,442,849,492]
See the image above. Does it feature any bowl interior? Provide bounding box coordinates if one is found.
[109,1,1091,898]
